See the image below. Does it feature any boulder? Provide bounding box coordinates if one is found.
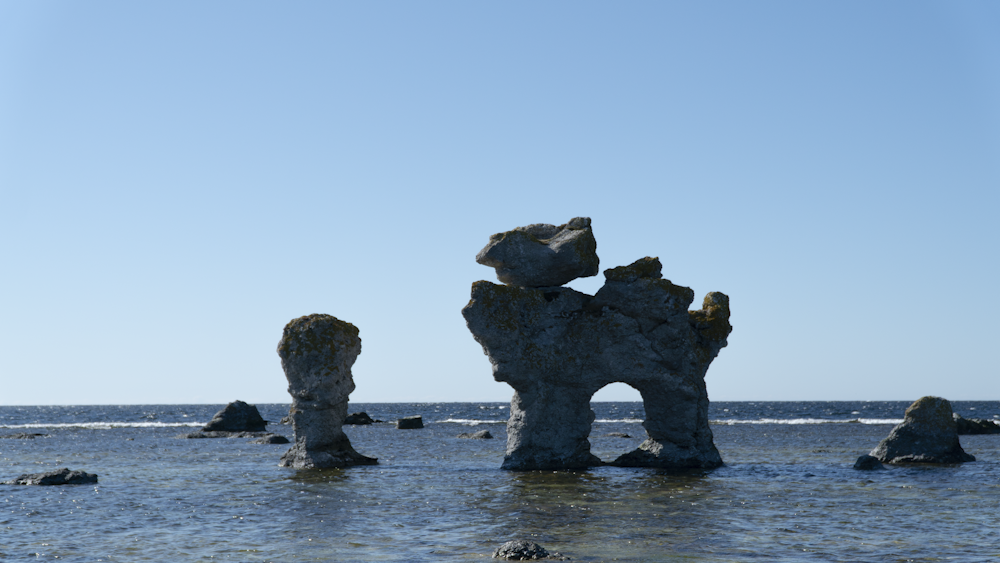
[476,217,599,288]
[457,430,493,439]
[853,454,885,470]
[277,314,377,468]
[492,540,567,560]
[954,413,1000,435]
[3,468,98,486]
[396,416,424,429]
[869,397,975,464]
[249,434,290,445]
[606,432,632,439]
[465,250,730,471]
[344,412,378,425]
[202,400,267,433]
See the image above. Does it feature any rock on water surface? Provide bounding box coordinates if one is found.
[277,314,377,468]
[954,413,1000,435]
[201,400,267,433]
[464,219,731,471]
[396,416,424,429]
[3,468,98,486]
[870,397,975,464]
[492,540,568,560]
[476,217,598,288]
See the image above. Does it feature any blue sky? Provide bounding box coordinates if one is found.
[1,2,997,405]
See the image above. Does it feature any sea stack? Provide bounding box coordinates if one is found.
[277,314,377,468]
[869,396,974,464]
[463,218,731,471]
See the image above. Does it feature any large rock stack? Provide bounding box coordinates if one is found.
[277,314,377,468]
[463,218,731,470]
[869,396,975,464]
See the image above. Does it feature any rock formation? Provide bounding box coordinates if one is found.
[953,413,1000,435]
[3,468,98,486]
[277,314,377,468]
[344,412,378,425]
[249,434,290,445]
[396,416,424,429]
[463,218,731,471]
[201,400,267,433]
[852,454,885,470]
[457,430,493,439]
[476,217,599,287]
[869,396,975,464]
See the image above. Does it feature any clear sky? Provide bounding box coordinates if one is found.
[1,2,997,405]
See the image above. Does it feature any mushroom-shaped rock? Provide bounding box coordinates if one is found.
[476,217,598,288]
[464,255,730,471]
[202,400,267,433]
[3,468,98,486]
[870,396,975,464]
[277,314,377,468]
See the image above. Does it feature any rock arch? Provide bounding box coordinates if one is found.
[462,218,730,470]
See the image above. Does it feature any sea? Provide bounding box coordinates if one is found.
[2,401,999,562]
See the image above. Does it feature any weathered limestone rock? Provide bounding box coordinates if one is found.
[396,415,424,429]
[476,217,599,287]
[870,397,975,464]
[464,251,731,471]
[277,314,377,468]
[493,540,568,560]
[954,413,1000,435]
[202,400,267,433]
[344,412,378,425]
[3,468,98,486]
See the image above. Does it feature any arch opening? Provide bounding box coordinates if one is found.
[589,382,647,462]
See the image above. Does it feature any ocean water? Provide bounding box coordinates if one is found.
[2,401,999,562]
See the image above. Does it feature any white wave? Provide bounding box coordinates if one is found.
[712,418,904,425]
[435,418,507,426]
[1,422,206,429]
[595,418,644,424]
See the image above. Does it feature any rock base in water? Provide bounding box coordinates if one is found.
[249,435,290,444]
[4,468,98,486]
[182,431,272,439]
[870,397,975,464]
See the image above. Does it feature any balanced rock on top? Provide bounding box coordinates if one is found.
[870,396,975,464]
[476,217,599,288]
[277,314,377,468]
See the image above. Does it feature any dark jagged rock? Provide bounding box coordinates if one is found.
[492,540,568,560]
[476,217,598,288]
[954,413,1000,435]
[0,433,49,439]
[853,454,885,470]
[396,416,424,429]
[202,400,267,433]
[3,468,98,486]
[249,434,290,444]
[606,432,632,439]
[277,314,377,468]
[465,244,731,471]
[870,397,975,464]
[182,431,271,439]
[457,430,493,439]
[344,412,378,425]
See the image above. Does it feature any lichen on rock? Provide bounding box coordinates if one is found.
[464,219,732,471]
[277,314,377,468]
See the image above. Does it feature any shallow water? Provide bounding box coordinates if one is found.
[2,402,999,562]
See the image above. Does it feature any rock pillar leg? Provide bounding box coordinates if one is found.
[502,385,602,470]
[277,314,377,468]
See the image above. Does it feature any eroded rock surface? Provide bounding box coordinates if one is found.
[202,400,267,433]
[476,217,598,288]
[954,413,1000,435]
[492,540,568,560]
[277,314,377,468]
[870,397,975,464]
[465,241,731,470]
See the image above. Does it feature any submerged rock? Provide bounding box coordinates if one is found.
[202,400,267,433]
[870,397,975,464]
[953,413,1000,435]
[476,217,599,288]
[396,416,424,429]
[249,434,290,445]
[182,431,271,439]
[344,412,378,425]
[277,314,377,468]
[492,540,567,560]
[853,454,885,470]
[3,468,98,486]
[465,235,731,471]
[457,430,493,439]
[0,433,49,439]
